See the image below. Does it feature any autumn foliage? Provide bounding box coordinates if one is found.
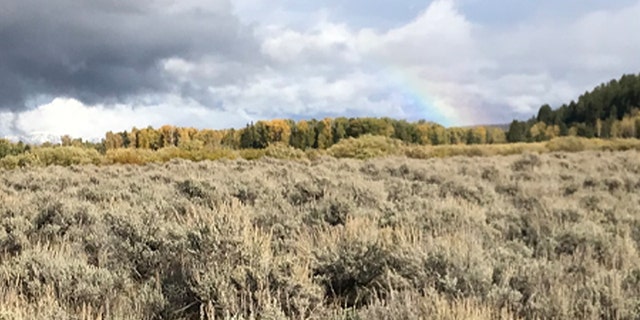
[98,117,506,155]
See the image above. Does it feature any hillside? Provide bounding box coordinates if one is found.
[508,73,640,142]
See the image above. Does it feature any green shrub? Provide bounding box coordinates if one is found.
[154,146,193,161]
[238,148,266,160]
[265,143,307,160]
[105,148,158,165]
[30,147,102,166]
[404,143,548,160]
[328,135,404,159]
[600,139,640,151]
[546,137,587,152]
[198,148,238,161]
[0,154,21,169]
[0,139,28,159]
[155,146,237,162]
[0,147,102,169]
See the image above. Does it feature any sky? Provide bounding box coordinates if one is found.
[1,0,639,142]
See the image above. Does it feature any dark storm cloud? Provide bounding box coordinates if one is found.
[0,0,260,111]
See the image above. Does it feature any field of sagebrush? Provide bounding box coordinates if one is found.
[1,151,640,320]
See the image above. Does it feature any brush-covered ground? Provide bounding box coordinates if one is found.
[1,150,640,320]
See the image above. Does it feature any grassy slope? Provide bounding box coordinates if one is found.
[1,150,640,319]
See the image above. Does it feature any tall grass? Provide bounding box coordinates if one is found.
[2,149,640,319]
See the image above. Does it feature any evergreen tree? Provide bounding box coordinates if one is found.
[536,104,554,124]
[507,120,527,142]
[331,117,348,144]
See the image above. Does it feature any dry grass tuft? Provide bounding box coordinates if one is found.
[1,150,640,319]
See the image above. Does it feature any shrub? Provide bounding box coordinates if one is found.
[511,153,542,172]
[154,146,193,161]
[238,148,266,160]
[438,180,493,205]
[404,143,548,160]
[313,239,391,307]
[0,154,22,169]
[0,248,123,311]
[265,143,307,160]
[600,139,640,151]
[546,137,587,152]
[31,147,102,166]
[0,147,102,169]
[198,148,238,161]
[105,148,158,165]
[1,149,640,319]
[328,135,404,159]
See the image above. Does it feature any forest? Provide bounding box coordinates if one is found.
[508,73,640,142]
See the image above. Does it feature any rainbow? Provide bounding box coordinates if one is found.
[380,65,479,128]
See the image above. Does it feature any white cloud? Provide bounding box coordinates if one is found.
[6,97,251,142]
[211,71,400,116]
[366,0,475,64]
[261,22,360,64]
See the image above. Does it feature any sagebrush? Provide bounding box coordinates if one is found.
[1,150,640,319]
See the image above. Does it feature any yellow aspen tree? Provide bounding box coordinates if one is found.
[176,127,192,147]
[474,126,487,144]
[568,126,579,137]
[295,120,312,149]
[127,128,139,148]
[316,118,333,149]
[104,131,124,150]
[487,128,507,144]
[415,123,433,145]
[620,116,636,138]
[545,125,560,139]
[134,126,161,150]
[264,119,292,144]
[136,128,151,149]
[195,129,224,148]
[60,135,73,146]
[529,122,548,141]
[369,118,394,137]
[431,125,448,145]
[220,129,240,148]
[448,128,466,144]
[159,125,177,147]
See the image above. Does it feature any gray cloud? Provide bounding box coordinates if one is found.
[0,0,260,111]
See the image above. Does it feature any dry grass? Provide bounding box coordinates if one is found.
[2,150,640,319]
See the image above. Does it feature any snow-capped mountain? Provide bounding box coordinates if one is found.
[3,132,62,144]
[2,131,103,145]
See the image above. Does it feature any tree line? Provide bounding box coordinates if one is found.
[2,72,640,160]
[507,73,640,142]
[100,117,507,152]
